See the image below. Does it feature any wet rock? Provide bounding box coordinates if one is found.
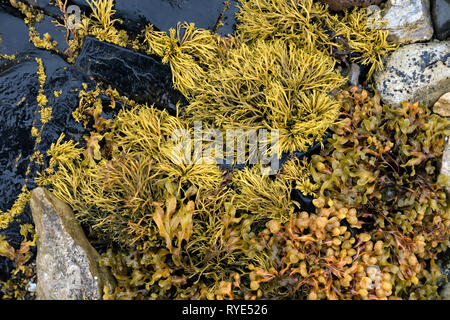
[0,10,35,56]
[317,0,383,11]
[368,0,433,45]
[75,36,186,112]
[0,51,93,212]
[216,0,240,36]
[0,10,95,212]
[30,188,116,300]
[433,92,450,116]
[34,13,70,53]
[20,0,65,18]
[71,0,235,36]
[431,0,450,40]
[0,209,35,283]
[374,41,450,107]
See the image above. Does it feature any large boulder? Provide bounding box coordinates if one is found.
[30,188,116,300]
[374,41,450,108]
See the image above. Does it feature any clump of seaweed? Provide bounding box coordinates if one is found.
[35,85,449,300]
[0,224,37,300]
[36,87,223,246]
[306,87,449,299]
[140,0,394,154]
[236,0,395,78]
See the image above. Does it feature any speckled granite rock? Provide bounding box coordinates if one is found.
[374,0,433,45]
[317,0,383,11]
[30,188,115,300]
[374,41,450,107]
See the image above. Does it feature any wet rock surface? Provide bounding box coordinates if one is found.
[431,0,450,40]
[317,0,383,11]
[76,36,186,112]
[374,41,450,107]
[20,0,66,18]
[368,0,433,45]
[71,0,238,36]
[34,13,70,53]
[30,188,116,300]
[0,11,93,213]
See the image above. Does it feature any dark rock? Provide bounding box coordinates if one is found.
[0,10,35,56]
[71,0,236,36]
[0,51,94,212]
[21,0,65,18]
[216,0,240,36]
[437,249,450,299]
[431,0,450,40]
[75,36,186,112]
[0,11,95,211]
[317,0,384,11]
[34,13,70,53]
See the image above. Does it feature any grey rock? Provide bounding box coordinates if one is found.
[431,0,450,40]
[76,36,186,112]
[349,63,361,87]
[30,188,115,300]
[368,0,433,45]
[374,41,450,107]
